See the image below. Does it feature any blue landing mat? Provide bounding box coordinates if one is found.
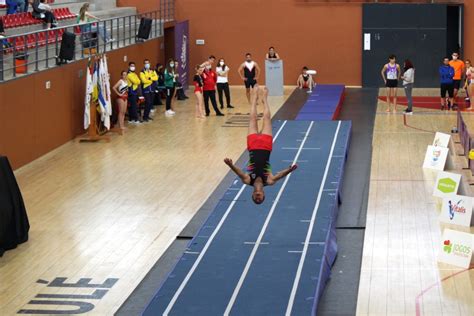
[143,120,351,316]
[296,85,345,121]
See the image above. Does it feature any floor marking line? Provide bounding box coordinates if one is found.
[286,120,341,316]
[162,120,288,316]
[243,242,269,245]
[224,122,315,316]
[184,251,200,255]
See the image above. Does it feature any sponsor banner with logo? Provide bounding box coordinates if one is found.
[174,20,189,91]
[433,171,461,198]
[440,195,473,227]
[433,132,451,148]
[423,145,449,171]
[438,229,473,268]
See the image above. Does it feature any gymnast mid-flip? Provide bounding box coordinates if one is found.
[224,86,298,204]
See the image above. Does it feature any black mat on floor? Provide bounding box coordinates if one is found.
[317,88,378,315]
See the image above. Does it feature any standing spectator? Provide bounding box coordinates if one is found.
[216,58,233,109]
[6,0,19,14]
[140,59,158,122]
[153,63,164,106]
[464,59,473,109]
[439,57,455,111]
[238,53,261,104]
[173,59,189,100]
[401,59,415,115]
[22,0,29,12]
[77,3,114,43]
[193,65,205,119]
[266,47,280,61]
[164,58,177,116]
[112,71,129,130]
[127,62,141,124]
[202,62,224,116]
[201,55,216,68]
[380,54,401,113]
[32,0,57,28]
[449,52,465,109]
[297,66,315,91]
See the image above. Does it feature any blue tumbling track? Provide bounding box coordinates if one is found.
[143,119,352,316]
[296,84,345,121]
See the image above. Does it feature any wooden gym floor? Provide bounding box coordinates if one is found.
[1,86,473,315]
[0,87,291,315]
[356,88,474,316]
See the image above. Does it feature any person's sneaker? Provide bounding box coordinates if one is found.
[205,113,210,117]
[165,110,173,116]
[142,119,150,123]
[220,105,224,109]
[150,109,156,113]
[216,113,225,116]
[403,110,413,115]
[169,110,176,116]
[106,38,116,43]
[135,120,142,124]
[227,105,235,109]
[147,117,154,121]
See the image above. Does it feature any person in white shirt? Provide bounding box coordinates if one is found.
[216,58,234,109]
[401,59,415,114]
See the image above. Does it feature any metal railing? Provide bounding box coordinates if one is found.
[0,0,175,82]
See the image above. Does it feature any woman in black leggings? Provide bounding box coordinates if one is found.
[164,58,177,116]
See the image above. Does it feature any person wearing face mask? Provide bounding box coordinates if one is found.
[164,58,178,116]
[202,62,224,116]
[216,58,234,109]
[127,62,142,124]
[238,53,261,104]
[449,52,465,110]
[140,59,158,122]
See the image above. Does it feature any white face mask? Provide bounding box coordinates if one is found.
[206,65,212,70]
[219,61,224,66]
[452,56,458,60]
[144,63,150,69]
[129,66,136,72]
[170,63,175,68]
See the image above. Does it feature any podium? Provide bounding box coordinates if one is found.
[265,60,284,96]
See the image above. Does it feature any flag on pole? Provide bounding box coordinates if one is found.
[97,57,110,130]
[83,59,93,129]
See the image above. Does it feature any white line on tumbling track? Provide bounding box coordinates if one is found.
[285,120,341,316]
[224,121,315,316]
[162,120,288,316]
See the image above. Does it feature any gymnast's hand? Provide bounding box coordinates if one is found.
[224,158,233,167]
[289,164,298,172]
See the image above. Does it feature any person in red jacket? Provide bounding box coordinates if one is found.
[202,64,224,116]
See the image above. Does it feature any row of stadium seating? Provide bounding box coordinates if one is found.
[1,8,76,29]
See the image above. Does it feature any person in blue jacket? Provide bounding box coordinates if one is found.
[439,57,455,111]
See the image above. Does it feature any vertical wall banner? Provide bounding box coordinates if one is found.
[174,20,189,91]
[438,229,473,268]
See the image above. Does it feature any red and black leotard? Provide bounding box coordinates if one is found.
[194,74,203,93]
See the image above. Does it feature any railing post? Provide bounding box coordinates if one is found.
[23,35,28,74]
[35,32,39,71]
[0,38,4,81]
[129,15,132,45]
[12,37,17,78]
[45,31,49,68]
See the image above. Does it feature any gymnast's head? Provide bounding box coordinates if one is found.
[252,183,265,204]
